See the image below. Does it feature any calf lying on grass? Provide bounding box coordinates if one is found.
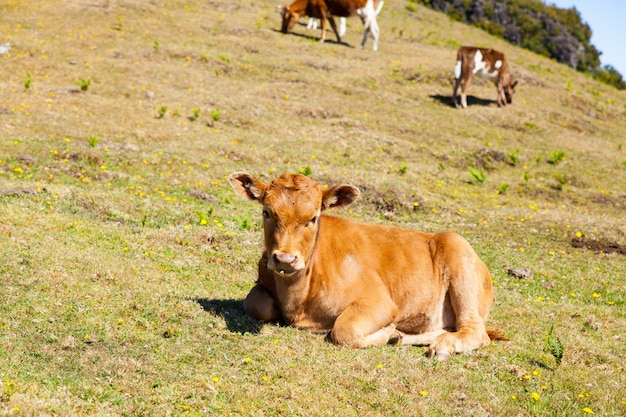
[453,46,517,108]
[229,172,506,360]
[279,0,384,51]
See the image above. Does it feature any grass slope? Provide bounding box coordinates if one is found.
[1,0,625,415]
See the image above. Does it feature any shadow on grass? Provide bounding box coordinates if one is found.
[270,28,353,48]
[194,298,264,335]
[430,94,496,108]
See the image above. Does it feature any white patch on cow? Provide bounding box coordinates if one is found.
[340,255,362,285]
[356,0,382,50]
[316,254,360,308]
[495,60,502,69]
[358,0,375,20]
[472,50,498,79]
[454,60,462,79]
[479,68,498,79]
[472,50,486,74]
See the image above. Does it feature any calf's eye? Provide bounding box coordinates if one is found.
[309,216,317,226]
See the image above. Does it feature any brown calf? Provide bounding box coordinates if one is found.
[453,46,517,108]
[279,0,383,51]
[229,172,504,360]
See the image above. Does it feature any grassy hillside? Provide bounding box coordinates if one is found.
[1,0,624,415]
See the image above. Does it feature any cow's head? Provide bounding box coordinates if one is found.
[279,6,300,34]
[229,172,360,276]
[504,78,518,104]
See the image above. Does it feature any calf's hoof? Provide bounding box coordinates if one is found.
[387,331,403,345]
[428,348,452,361]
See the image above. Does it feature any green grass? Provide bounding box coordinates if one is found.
[1,0,625,415]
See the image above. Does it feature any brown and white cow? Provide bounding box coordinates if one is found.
[453,46,517,109]
[229,172,505,360]
[279,0,383,51]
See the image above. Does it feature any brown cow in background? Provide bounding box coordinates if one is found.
[279,0,383,51]
[453,46,517,108]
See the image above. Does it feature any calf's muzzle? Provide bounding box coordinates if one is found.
[270,251,301,275]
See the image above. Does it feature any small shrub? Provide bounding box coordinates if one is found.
[1,377,18,402]
[299,166,312,176]
[153,40,160,51]
[508,153,519,166]
[469,167,486,184]
[234,213,252,230]
[524,121,539,132]
[113,15,124,31]
[546,325,564,367]
[586,87,600,98]
[548,151,565,165]
[189,108,200,121]
[554,173,567,190]
[77,78,91,92]
[219,54,230,64]
[87,135,99,148]
[398,162,408,175]
[197,211,209,226]
[499,183,510,194]
[157,106,168,119]
[23,72,32,90]
[211,109,220,122]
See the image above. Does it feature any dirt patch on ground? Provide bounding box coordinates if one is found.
[0,188,38,197]
[473,147,511,170]
[571,237,626,255]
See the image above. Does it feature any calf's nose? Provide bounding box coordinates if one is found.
[273,251,297,266]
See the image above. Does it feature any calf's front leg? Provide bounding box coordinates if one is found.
[496,84,507,107]
[328,298,398,348]
[460,76,471,109]
[453,75,471,109]
[243,285,282,322]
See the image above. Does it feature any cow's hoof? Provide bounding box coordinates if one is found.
[387,331,403,345]
[435,350,451,361]
[429,347,452,361]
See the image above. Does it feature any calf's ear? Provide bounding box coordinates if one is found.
[229,172,266,202]
[322,185,360,210]
[511,80,518,90]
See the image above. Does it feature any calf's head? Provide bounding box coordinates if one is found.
[503,76,518,104]
[278,5,299,34]
[229,172,360,276]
